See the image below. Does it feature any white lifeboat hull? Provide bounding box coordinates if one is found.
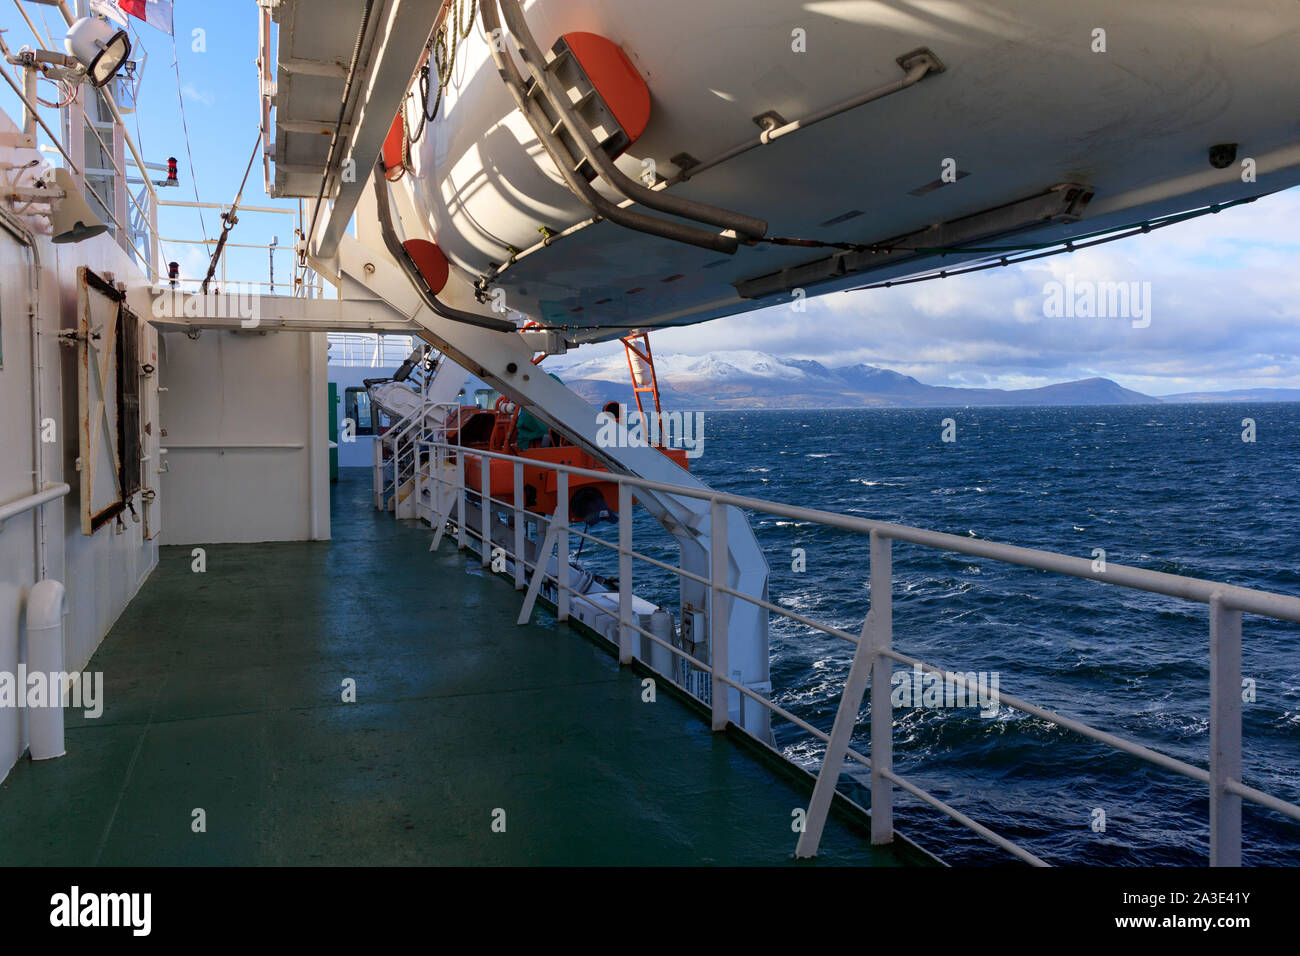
[397,0,1300,338]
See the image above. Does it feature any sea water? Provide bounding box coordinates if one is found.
[589,402,1300,865]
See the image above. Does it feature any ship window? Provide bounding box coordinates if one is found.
[345,387,374,435]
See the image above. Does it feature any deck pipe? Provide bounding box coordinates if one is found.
[26,579,67,760]
[649,609,673,678]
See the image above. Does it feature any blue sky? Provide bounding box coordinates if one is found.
[1,4,295,291]
[4,3,1298,396]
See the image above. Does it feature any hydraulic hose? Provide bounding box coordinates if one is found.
[372,162,516,332]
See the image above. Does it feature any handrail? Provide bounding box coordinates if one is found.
[154,198,312,294]
[5,1,159,276]
[164,443,305,451]
[328,332,418,366]
[0,67,126,237]
[379,404,436,501]
[426,443,1300,621]
[0,483,70,532]
[409,432,1300,867]
[7,2,315,293]
[157,199,300,217]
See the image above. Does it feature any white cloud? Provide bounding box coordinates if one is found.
[181,84,214,106]
[565,188,1300,395]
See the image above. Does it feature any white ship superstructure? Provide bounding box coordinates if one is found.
[0,0,1297,868]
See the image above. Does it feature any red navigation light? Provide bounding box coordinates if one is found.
[167,157,178,185]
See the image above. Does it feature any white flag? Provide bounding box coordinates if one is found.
[99,0,175,36]
[88,0,129,27]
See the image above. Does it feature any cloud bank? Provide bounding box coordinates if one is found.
[559,188,1300,396]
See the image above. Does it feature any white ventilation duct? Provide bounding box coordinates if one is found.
[26,579,68,760]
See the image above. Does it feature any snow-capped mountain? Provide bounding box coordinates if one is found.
[556,350,831,384]
[550,350,1158,409]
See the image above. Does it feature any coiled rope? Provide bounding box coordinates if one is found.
[404,0,477,155]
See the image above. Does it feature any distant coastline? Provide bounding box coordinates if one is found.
[658,398,1300,412]
[552,350,1300,411]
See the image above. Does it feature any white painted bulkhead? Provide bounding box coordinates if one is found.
[0,124,161,782]
[157,329,331,545]
[0,109,333,782]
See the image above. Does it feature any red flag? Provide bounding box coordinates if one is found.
[114,0,174,35]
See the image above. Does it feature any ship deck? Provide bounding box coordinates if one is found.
[0,470,927,866]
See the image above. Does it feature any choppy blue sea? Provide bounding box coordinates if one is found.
[587,403,1300,865]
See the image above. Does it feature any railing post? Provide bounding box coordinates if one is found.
[868,531,894,844]
[618,482,635,664]
[112,113,127,254]
[516,518,558,626]
[413,440,425,517]
[148,191,160,284]
[384,435,394,506]
[796,529,889,858]
[710,500,729,731]
[429,442,452,552]
[480,458,492,567]
[455,450,466,549]
[557,471,570,622]
[513,461,525,590]
[1209,594,1242,867]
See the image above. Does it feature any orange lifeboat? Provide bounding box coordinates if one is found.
[448,398,687,523]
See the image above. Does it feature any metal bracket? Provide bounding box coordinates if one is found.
[736,183,1096,299]
[897,47,946,75]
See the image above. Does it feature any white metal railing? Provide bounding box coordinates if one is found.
[0,482,70,533]
[402,427,1300,868]
[329,333,418,367]
[3,2,318,295]
[374,380,448,511]
[154,198,319,296]
[3,0,161,278]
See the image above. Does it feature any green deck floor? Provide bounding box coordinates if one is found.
[0,469,927,866]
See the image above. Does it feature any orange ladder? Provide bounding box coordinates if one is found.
[621,333,663,447]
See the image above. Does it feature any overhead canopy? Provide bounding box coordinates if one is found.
[266,0,369,199]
